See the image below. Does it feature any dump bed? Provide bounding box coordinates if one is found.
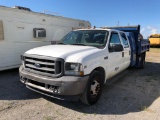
[138,40,150,54]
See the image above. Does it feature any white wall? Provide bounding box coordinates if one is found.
[0,6,91,70]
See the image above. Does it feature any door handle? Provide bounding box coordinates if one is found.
[104,56,108,59]
[122,52,124,57]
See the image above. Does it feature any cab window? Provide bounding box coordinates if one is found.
[109,32,121,45]
[108,32,123,52]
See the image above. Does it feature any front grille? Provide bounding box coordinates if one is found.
[24,54,64,77]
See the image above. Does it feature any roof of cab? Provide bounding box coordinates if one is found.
[73,28,122,32]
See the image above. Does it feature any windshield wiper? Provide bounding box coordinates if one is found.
[57,42,66,45]
[71,43,87,46]
[96,45,104,49]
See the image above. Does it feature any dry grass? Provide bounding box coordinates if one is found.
[149,48,160,53]
[140,106,155,113]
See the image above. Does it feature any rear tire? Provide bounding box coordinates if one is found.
[80,70,103,105]
[139,53,146,69]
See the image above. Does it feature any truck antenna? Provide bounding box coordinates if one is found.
[117,21,119,26]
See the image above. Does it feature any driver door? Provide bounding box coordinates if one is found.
[107,31,125,79]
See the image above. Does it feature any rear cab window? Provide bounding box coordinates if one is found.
[120,32,129,48]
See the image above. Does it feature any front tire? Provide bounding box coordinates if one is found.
[80,70,103,105]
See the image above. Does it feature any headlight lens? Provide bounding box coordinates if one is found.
[65,63,84,76]
[65,63,79,71]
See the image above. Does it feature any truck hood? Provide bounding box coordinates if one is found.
[25,45,100,62]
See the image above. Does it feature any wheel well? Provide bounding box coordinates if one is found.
[93,67,105,83]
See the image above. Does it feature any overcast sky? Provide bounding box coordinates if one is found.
[0,0,160,38]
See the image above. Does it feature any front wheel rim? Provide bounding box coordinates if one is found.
[90,79,100,98]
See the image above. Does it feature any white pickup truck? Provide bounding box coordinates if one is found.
[19,25,150,105]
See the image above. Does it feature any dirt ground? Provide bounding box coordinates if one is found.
[0,48,160,120]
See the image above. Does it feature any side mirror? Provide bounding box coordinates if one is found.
[109,44,123,52]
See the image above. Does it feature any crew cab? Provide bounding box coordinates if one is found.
[19,25,150,105]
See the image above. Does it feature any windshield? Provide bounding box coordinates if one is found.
[60,30,108,48]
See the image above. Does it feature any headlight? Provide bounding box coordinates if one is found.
[65,63,84,76]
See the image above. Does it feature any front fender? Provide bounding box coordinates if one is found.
[82,57,105,75]
[77,49,107,76]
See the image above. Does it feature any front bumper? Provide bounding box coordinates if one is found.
[19,66,89,101]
